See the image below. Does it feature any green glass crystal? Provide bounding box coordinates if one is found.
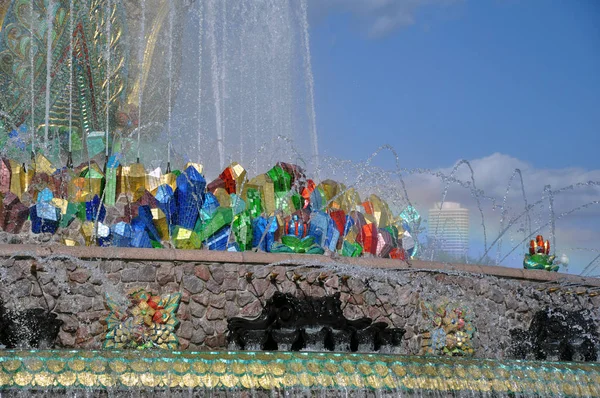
[195,207,233,242]
[232,211,253,251]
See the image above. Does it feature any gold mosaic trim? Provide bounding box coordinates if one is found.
[0,350,598,395]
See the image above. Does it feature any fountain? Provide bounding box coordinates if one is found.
[0,0,599,397]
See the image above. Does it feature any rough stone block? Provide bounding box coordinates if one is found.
[178,321,194,340]
[121,268,138,283]
[69,270,91,284]
[183,275,204,295]
[138,265,157,282]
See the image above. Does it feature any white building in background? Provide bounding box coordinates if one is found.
[428,202,469,258]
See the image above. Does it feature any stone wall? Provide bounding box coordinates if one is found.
[1,245,599,359]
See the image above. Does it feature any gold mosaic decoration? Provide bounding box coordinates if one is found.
[0,350,598,396]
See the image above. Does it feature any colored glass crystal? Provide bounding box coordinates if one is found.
[30,203,61,234]
[248,174,275,215]
[357,223,378,255]
[376,228,394,258]
[146,167,162,195]
[267,165,292,193]
[104,155,120,206]
[8,160,24,198]
[120,163,146,199]
[111,222,133,247]
[203,226,231,251]
[284,214,308,238]
[134,205,161,242]
[1,193,29,233]
[200,192,219,221]
[151,207,169,240]
[175,166,206,230]
[232,211,253,251]
[341,240,363,257]
[155,184,177,226]
[195,207,233,242]
[0,158,11,194]
[218,162,247,194]
[172,226,202,250]
[245,188,262,218]
[230,194,246,216]
[85,195,106,222]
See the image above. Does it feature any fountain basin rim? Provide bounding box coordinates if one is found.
[0,349,597,393]
[0,244,598,287]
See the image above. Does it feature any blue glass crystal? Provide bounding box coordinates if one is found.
[111,222,133,247]
[106,154,120,169]
[325,215,340,252]
[175,166,206,229]
[131,226,152,248]
[310,188,325,212]
[200,192,219,221]
[266,216,278,252]
[252,216,277,252]
[203,226,231,251]
[133,205,161,242]
[30,203,60,234]
[155,184,177,226]
[343,215,355,237]
[37,188,54,203]
[308,211,329,247]
[85,195,106,222]
[252,217,267,251]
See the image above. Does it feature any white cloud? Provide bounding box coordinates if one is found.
[323,152,600,272]
[399,153,600,271]
[309,0,464,37]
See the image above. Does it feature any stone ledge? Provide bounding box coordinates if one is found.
[1,244,598,287]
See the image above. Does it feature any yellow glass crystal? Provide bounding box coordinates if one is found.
[213,187,231,208]
[173,227,202,250]
[184,162,204,174]
[120,163,146,198]
[339,187,361,213]
[35,153,56,175]
[160,172,177,192]
[146,167,162,194]
[151,207,169,240]
[62,238,79,247]
[80,221,96,246]
[368,194,392,228]
[8,160,24,198]
[51,198,69,215]
[318,179,342,208]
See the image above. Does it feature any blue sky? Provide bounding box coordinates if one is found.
[309,0,600,171]
[307,0,600,273]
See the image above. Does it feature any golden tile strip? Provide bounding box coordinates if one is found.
[0,350,598,396]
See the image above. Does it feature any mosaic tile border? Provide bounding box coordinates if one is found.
[0,350,598,396]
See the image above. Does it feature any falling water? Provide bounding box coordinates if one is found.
[44,0,54,148]
[136,0,146,162]
[105,0,112,159]
[167,0,174,167]
[29,0,35,155]
[172,0,319,174]
[543,185,556,253]
[196,0,204,164]
[206,0,224,170]
[68,0,74,155]
[299,0,320,174]
[496,169,531,264]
